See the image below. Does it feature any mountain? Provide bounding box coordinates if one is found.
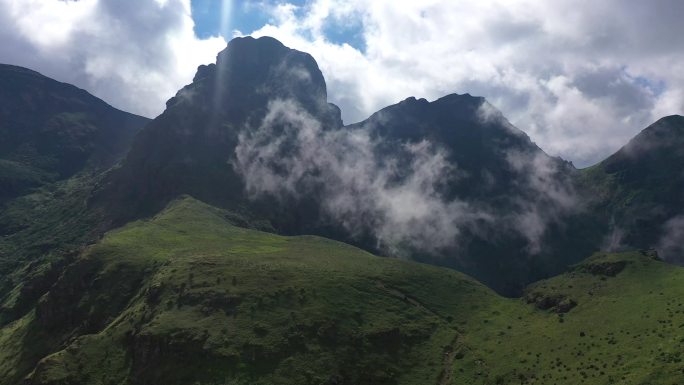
[582,115,684,260]
[92,36,594,295]
[347,94,597,294]
[0,196,681,385]
[93,36,342,226]
[0,64,148,204]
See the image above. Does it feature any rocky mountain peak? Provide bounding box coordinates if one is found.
[165,36,340,128]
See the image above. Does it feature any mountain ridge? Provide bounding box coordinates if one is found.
[0,63,149,204]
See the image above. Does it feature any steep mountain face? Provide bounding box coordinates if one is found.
[0,64,148,204]
[351,95,538,202]
[583,115,684,261]
[94,36,342,226]
[344,94,596,294]
[0,66,147,326]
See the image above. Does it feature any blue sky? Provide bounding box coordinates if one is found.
[191,0,274,39]
[190,0,365,50]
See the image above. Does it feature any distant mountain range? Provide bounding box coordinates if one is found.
[0,36,682,384]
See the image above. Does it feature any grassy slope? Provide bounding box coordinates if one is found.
[7,197,494,385]
[1,197,682,385]
[0,172,107,327]
[463,251,684,385]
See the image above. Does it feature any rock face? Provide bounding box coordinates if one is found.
[0,64,148,203]
[525,291,577,314]
[345,94,595,294]
[95,36,342,224]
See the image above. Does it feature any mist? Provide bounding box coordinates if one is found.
[233,98,493,253]
[233,98,583,257]
[503,150,582,253]
[657,215,684,263]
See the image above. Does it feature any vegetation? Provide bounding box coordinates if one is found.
[0,196,682,384]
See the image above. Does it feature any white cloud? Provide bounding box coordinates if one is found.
[233,97,582,256]
[242,0,684,166]
[0,0,226,118]
[233,98,493,254]
[657,215,684,263]
[504,149,580,253]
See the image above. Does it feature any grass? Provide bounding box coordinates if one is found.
[1,196,683,384]
[459,250,684,385]
[7,197,491,385]
[0,172,107,328]
[0,158,53,200]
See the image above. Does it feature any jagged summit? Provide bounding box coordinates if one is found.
[165,36,340,128]
[95,36,343,224]
[352,92,541,166]
[215,36,329,103]
[392,93,484,120]
[397,92,483,106]
[433,92,484,105]
[345,92,587,294]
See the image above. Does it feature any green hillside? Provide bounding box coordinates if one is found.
[0,196,682,385]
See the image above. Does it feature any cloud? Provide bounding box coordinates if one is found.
[233,98,581,256]
[3,1,681,167]
[0,0,226,118]
[242,0,684,167]
[503,149,581,253]
[657,215,684,263]
[233,98,492,254]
